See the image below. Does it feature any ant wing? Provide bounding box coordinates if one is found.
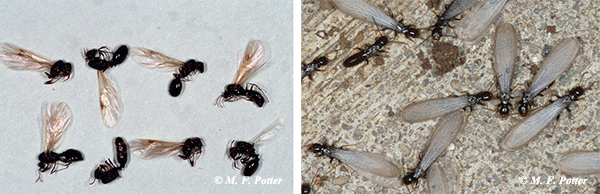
[0,43,54,71]
[234,40,268,84]
[130,139,183,159]
[44,102,73,152]
[251,117,284,145]
[130,47,184,71]
[97,71,121,128]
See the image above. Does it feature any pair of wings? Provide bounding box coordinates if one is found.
[44,102,73,152]
[130,139,184,159]
[0,43,54,72]
[130,47,186,72]
[130,40,266,84]
[98,71,121,128]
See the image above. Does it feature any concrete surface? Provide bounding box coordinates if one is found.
[302,0,600,193]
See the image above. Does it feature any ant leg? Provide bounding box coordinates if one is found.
[35,170,43,183]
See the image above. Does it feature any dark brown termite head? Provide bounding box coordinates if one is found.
[568,86,584,100]
[497,101,512,115]
[432,26,443,41]
[404,26,420,39]
[307,143,333,157]
[376,36,388,45]
[401,171,418,185]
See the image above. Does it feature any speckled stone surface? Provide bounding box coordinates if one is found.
[301,0,600,193]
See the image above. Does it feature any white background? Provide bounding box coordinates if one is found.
[0,0,292,193]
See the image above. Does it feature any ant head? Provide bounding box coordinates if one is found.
[84,49,98,60]
[62,62,73,73]
[190,137,204,148]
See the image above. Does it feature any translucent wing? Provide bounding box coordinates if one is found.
[130,139,183,159]
[97,71,121,128]
[252,117,284,145]
[0,43,54,71]
[130,47,184,71]
[44,102,73,152]
[234,40,267,84]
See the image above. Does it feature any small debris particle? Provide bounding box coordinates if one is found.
[432,42,462,75]
[333,176,350,185]
[575,125,586,132]
[417,51,432,70]
[546,25,557,34]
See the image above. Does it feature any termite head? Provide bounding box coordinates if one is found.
[307,143,332,157]
[568,86,584,100]
[376,36,389,46]
[401,171,418,185]
[517,99,530,116]
[314,57,328,67]
[497,101,512,115]
[431,27,443,41]
[474,91,493,103]
[404,26,420,39]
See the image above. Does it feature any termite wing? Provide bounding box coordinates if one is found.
[401,91,491,123]
[331,0,418,38]
[456,0,508,45]
[517,38,580,116]
[493,22,518,115]
[307,143,403,188]
[403,111,465,185]
[556,151,600,176]
[97,71,121,128]
[501,86,587,151]
[427,160,460,194]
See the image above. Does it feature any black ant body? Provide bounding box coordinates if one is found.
[215,40,268,107]
[84,45,129,71]
[90,159,121,185]
[178,137,204,167]
[36,149,84,182]
[90,137,128,185]
[44,60,73,84]
[229,141,261,176]
[216,83,267,108]
[343,36,388,67]
[114,137,128,169]
[169,59,204,97]
[301,56,328,80]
